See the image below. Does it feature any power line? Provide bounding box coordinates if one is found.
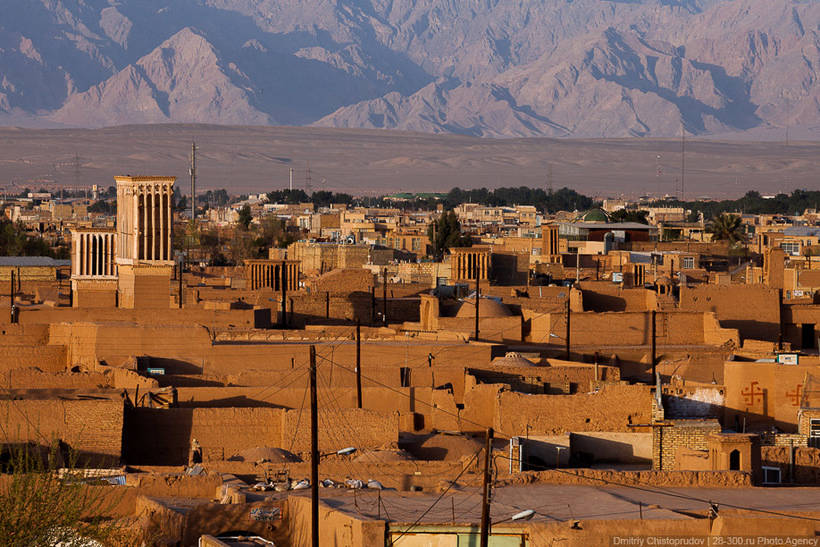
[491,452,820,523]
[388,447,482,545]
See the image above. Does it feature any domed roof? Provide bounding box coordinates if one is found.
[455,297,512,318]
[490,352,539,367]
[579,208,609,223]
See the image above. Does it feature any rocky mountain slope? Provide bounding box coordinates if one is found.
[0,0,817,137]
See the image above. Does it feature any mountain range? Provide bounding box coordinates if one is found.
[0,0,818,138]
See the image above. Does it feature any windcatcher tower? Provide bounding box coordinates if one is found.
[115,176,175,308]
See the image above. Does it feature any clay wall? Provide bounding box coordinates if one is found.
[534,310,736,347]
[723,361,820,432]
[437,316,521,342]
[0,399,123,464]
[31,307,259,328]
[283,292,419,325]
[491,384,653,437]
[653,419,721,471]
[569,432,652,464]
[466,363,619,395]
[123,407,397,465]
[0,345,66,373]
[306,268,374,294]
[0,265,57,281]
[0,367,156,393]
[73,286,117,308]
[285,495,385,547]
[761,446,820,484]
[680,285,780,341]
[578,282,657,312]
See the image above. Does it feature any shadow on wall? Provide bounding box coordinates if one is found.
[720,320,780,343]
[0,441,120,469]
[123,408,193,466]
[569,433,652,466]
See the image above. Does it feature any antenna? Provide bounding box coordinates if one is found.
[289,167,294,192]
[305,161,312,195]
[547,163,553,194]
[680,125,686,201]
[190,141,197,220]
[71,152,81,202]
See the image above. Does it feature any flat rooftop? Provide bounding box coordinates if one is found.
[288,485,820,524]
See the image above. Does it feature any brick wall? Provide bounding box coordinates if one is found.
[493,384,653,437]
[0,399,123,465]
[123,406,398,465]
[652,419,721,471]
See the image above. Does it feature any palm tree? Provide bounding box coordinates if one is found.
[708,213,745,244]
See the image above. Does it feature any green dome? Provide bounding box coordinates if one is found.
[580,208,609,222]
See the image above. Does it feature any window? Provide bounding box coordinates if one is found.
[810,418,820,448]
[682,256,695,269]
[762,466,781,485]
[729,449,740,471]
[781,242,800,256]
[400,367,411,387]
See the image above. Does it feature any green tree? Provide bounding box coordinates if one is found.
[88,200,115,215]
[427,210,471,259]
[609,209,649,224]
[237,205,253,230]
[708,213,745,244]
[0,443,127,546]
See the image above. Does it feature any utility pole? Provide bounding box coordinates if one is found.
[178,257,183,309]
[9,270,15,324]
[474,274,480,341]
[356,320,362,409]
[778,289,784,351]
[309,345,319,547]
[281,267,288,329]
[479,427,494,547]
[651,310,657,380]
[190,141,197,221]
[680,126,685,201]
[565,298,571,360]
[370,285,376,325]
[382,268,388,326]
[325,291,330,319]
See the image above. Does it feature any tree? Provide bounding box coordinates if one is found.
[609,209,649,224]
[237,205,253,230]
[88,200,115,215]
[257,215,296,250]
[427,210,471,259]
[0,443,127,546]
[708,213,745,244]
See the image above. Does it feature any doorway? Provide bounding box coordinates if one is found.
[729,449,740,471]
[802,323,816,350]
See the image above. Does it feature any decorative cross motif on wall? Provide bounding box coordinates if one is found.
[787,384,803,407]
[741,381,764,406]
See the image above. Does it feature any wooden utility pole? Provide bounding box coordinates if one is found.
[370,286,376,325]
[178,258,183,309]
[480,427,494,547]
[356,320,362,409]
[281,267,288,329]
[474,274,480,341]
[778,288,784,351]
[651,310,657,380]
[309,345,319,547]
[190,141,197,221]
[382,267,388,326]
[9,270,15,323]
[565,299,571,360]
